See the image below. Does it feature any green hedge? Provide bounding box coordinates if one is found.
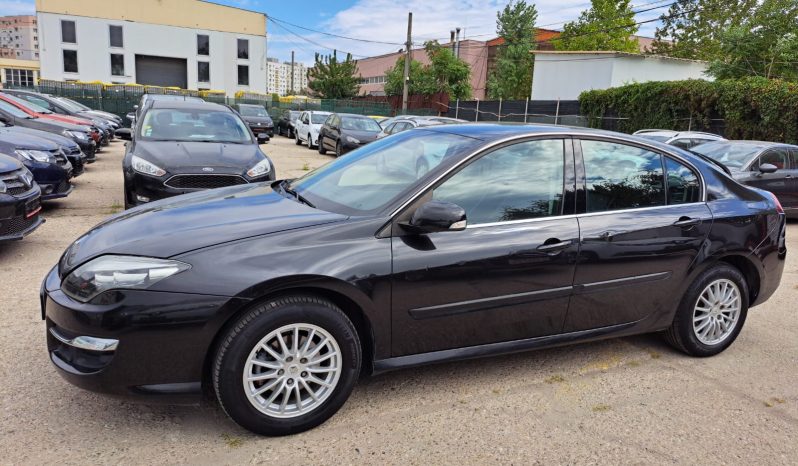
[579,77,798,144]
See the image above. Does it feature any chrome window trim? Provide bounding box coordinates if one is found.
[388,130,708,222]
[467,214,577,229]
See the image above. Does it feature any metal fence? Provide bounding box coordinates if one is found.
[444,99,587,126]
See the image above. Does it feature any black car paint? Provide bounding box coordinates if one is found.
[0,128,73,200]
[0,153,43,242]
[319,113,381,155]
[232,104,274,137]
[123,101,276,208]
[42,124,786,402]
[4,125,88,173]
[0,103,96,158]
[276,110,300,137]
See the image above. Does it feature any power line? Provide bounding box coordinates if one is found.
[269,16,406,46]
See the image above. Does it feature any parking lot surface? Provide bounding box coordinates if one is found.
[1,136,796,465]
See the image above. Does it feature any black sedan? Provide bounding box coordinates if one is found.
[42,125,785,436]
[232,104,274,137]
[0,128,73,200]
[318,113,382,156]
[691,140,798,218]
[118,100,275,209]
[0,153,42,242]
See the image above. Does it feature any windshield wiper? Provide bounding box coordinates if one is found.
[278,180,315,208]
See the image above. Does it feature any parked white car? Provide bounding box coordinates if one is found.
[633,129,726,150]
[295,111,331,149]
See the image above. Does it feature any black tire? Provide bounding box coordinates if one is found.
[306,133,314,150]
[288,127,294,139]
[665,264,749,357]
[335,140,343,157]
[213,295,361,436]
[318,136,327,154]
[295,132,302,145]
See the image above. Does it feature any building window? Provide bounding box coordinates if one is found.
[197,34,209,56]
[237,65,249,86]
[237,39,249,59]
[63,49,78,73]
[5,69,35,87]
[110,53,124,76]
[61,20,76,43]
[198,61,210,83]
[109,25,123,48]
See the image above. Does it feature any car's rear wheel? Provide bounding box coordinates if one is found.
[213,295,361,436]
[295,132,302,145]
[665,264,748,357]
[307,133,314,149]
[336,140,343,157]
[318,136,327,154]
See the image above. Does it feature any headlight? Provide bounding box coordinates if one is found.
[63,130,88,141]
[62,255,190,303]
[131,155,166,177]
[346,136,360,144]
[247,159,271,178]
[15,149,56,164]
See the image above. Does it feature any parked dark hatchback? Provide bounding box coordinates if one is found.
[119,100,275,209]
[318,113,382,156]
[276,109,300,138]
[3,123,89,172]
[0,128,73,200]
[232,104,274,137]
[691,140,798,218]
[0,99,96,158]
[0,153,42,242]
[42,125,785,436]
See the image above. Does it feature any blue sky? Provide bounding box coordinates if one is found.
[2,0,668,65]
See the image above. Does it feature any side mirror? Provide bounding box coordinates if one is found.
[115,128,132,141]
[133,105,139,110]
[400,201,467,234]
[759,163,778,174]
[257,133,270,144]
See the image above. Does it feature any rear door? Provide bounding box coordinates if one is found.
[390,138,580,356]
[564,138,712,332]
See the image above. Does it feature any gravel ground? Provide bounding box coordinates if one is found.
[0,135,796,465]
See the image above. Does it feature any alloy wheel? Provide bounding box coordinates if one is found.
[242,323,342,419]
[692,278,741,345]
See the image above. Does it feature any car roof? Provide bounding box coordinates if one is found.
[144,94,204,102]
[237,103,265,107]
[336,113,374,118]
[702,140,798,149]
[393,118,441,127]
[149,100,230,111]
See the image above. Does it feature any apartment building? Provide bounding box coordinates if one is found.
[267,57,308,96]
[0,15,39,60]
[36,0,267,96]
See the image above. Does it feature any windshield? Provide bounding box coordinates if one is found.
[289,111,300,121]
[139,108,252,143]
[341,117,382,132]
[290,130,481,215]
[64,98,91,111]
[637,134,671,142]
[311,113,329,124]
[3,93,51,113]
[691,142,764,169]
[59,98,89,111]
[0,99,33,118]
[239,106,270,118]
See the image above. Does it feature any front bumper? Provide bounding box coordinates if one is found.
[249,124,274,137]
[40,180,74,200]
[41,266,248,402]
[77,140,97,162]
[0,187,43,242]
[125,170,275,208]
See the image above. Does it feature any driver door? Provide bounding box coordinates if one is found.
[390,138,579,356]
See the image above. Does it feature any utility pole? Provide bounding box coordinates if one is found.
[402,12,413,113]
[455,27,461,59]
[290,50,295,95]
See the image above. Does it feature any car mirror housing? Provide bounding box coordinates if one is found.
[401,201,467,234]
[759,163,778,174]
[115,128,133,141]
[257,133,270,144]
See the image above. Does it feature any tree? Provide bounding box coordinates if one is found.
[705,0,798,81]
[651,0,758,60]
[384,41,471,99]
[555,0,639,52]
[307,51,360,99]
[487,0,538,100]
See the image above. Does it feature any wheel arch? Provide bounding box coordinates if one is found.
[716,254,761,306]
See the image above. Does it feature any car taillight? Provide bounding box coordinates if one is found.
[768,191,784,214]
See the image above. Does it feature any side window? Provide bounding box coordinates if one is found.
[392,122,410,134]
[581,140,665,212]
[759,150,788,170]
[22,95,53,110]
[669,138,693,149]
[790,150,798,169]
[433,140,565,224]
[384,123,397,134]
[664,157,700,205]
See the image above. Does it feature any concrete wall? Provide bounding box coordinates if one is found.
[37,11,267,95]
[531,52,709,100]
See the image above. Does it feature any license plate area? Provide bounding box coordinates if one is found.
[25,197,41,218]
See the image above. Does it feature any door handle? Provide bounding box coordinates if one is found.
[784,175,793,179]
[536,239,572,255]
[673,216,701,228]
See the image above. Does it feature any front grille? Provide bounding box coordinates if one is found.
[164,174,248,190]
[0,213,37,236]
[54,181,71,194]
[0,169,34,198]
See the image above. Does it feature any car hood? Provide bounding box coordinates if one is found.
[343,129,380,142]
[59,183,348,274]
[29,116,88,132]
[5,126,79,150]
[134,141,263,172]
[0,128,60,150]
[41,113,93,127]
[0,152,23,172]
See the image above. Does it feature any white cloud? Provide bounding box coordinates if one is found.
[0,0,35,15]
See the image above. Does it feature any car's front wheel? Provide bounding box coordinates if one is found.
[665,264,748,357]
[307,133,314,149]
[318,136,327,154]
[295,132,302,145]
[213,296,361,436]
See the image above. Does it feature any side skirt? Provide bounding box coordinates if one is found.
[372,321,638,375]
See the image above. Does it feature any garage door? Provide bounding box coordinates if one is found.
[135,55,187,88]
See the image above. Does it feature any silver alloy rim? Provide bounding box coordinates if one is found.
[693,278,741,345]
[243,323,342,419]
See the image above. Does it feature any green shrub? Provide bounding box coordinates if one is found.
[579,77,798,144]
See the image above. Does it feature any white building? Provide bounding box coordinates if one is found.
[531,51,710,100]
[0,15,39,60]
[267,57,308,96]
[35,0,267,96]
